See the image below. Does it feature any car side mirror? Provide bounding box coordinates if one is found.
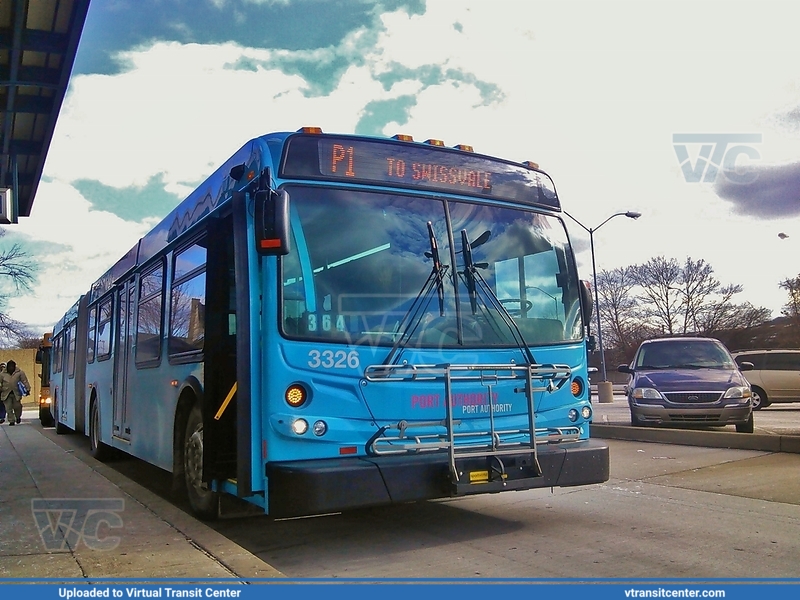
[737,361,754,372]
[618,364,633,374]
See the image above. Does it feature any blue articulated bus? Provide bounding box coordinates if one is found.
[50,127,609,519]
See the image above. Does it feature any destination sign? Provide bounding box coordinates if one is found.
[281,134,559,209]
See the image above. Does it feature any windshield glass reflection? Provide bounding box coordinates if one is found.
[281,185,582,348]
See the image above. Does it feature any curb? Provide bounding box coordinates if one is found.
[591,423,800,454]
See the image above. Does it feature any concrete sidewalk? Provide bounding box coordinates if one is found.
[0,413,283,582]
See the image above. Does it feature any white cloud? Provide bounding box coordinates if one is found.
[11,0,800,331]
[9,181,153,330]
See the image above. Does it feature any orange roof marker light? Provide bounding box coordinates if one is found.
[298,126,323,134]
[424,138,445,146]
[522,160,540,170]
[392,133,414,142]
[454,144,474,152]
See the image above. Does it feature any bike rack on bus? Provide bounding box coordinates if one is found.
[363,362,577,495]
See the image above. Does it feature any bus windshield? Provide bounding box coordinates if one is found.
[281,185,582,348]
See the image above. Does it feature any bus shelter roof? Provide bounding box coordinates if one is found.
[0,0,90,220]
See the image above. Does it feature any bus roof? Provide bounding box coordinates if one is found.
[86,130,559,302]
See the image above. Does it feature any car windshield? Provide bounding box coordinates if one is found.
[635,340,735,370]
[280,184,584,348]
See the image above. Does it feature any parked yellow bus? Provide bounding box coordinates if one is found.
[35,332,53,426]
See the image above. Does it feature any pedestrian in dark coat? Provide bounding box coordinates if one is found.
[0,360,30,426]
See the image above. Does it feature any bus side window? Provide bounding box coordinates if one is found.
[137,261,165,366]
[53,334,62,374]
[169,239,207,357]
[96,296,113,361]
[87,304,96,363]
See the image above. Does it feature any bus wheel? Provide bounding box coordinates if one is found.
[89,402,112,461]
[184,404,219,520]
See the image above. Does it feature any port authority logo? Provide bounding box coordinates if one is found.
[673,133,761,184]
[32,498,124,551]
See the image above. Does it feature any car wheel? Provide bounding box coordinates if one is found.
[735,412,754,434]
[750,387,770,410]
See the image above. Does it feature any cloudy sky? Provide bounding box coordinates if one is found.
[5,0,800,333]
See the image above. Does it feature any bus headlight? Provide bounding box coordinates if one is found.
[291,419,309,435]
[312,420,328,436]
[581,405,592,420]
[568,409,579,422]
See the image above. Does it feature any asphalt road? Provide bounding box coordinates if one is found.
[205,438,800,578]
[31,390,800,580]
[38,415,800,580]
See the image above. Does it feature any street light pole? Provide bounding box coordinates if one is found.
[588,228,605,379]
[564,210,641,400]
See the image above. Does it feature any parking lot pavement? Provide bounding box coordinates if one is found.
[590,395,800,453]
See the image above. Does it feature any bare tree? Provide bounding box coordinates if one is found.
[596,266,653,360]
[779,274,800,325]
[598,255,773,360]
[0,228,36,346]
[630,256,683,334]
[778,274,800,346]
[674,257,724,333]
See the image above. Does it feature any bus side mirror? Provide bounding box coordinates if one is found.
[586,334,597,352]
[254,189,290,255]
[580,280,593,324]
[36,350,43,364]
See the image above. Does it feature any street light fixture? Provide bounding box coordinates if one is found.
[564,210,641,402]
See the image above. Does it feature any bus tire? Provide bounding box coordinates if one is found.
[89,401,113,461]
[184,403,219,520]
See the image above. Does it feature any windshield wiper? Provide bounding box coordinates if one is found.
[427,221,446,317]
[460,229,535,365]
[381,222,449,366]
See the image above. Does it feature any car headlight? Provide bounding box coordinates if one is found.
[723,386,751,400]
[632,387,662,400]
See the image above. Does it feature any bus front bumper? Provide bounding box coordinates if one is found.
[265,439,609,518]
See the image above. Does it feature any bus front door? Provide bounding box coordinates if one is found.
[56,322,75,426]
[203,214,239,486]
